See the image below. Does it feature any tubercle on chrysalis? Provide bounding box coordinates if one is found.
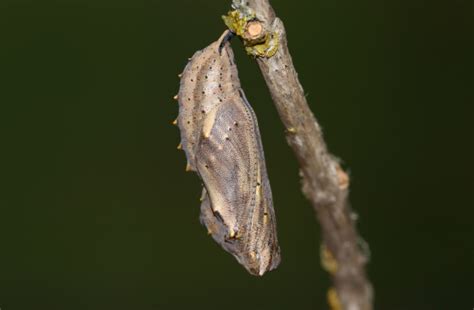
[327,288,342,310]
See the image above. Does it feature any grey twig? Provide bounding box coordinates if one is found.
[230,0,374,309]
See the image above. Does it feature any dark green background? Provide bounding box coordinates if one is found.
[1,0,472,309]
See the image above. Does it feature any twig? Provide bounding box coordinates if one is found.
[229,1,374,309]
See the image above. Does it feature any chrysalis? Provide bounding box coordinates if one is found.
[176,30,280,276]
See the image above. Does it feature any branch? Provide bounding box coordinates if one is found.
[228,1,374,309]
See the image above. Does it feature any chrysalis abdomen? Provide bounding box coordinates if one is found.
[176,31,280,276]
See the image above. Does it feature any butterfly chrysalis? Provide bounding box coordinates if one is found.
[175,30,280,276]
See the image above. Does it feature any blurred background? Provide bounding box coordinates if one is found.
[0,0,472,309]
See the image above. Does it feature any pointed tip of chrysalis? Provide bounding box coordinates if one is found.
[173,94,178,100]
[177,143,182,150]
[185,163,192,172]
[172,118,178,126]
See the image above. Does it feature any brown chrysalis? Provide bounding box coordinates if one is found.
[175,30,280,276]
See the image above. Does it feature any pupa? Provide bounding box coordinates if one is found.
[175,30,280,276]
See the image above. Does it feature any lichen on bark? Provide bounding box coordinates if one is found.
[222,9,279,57]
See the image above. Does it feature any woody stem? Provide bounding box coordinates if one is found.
[230,0,374,309]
